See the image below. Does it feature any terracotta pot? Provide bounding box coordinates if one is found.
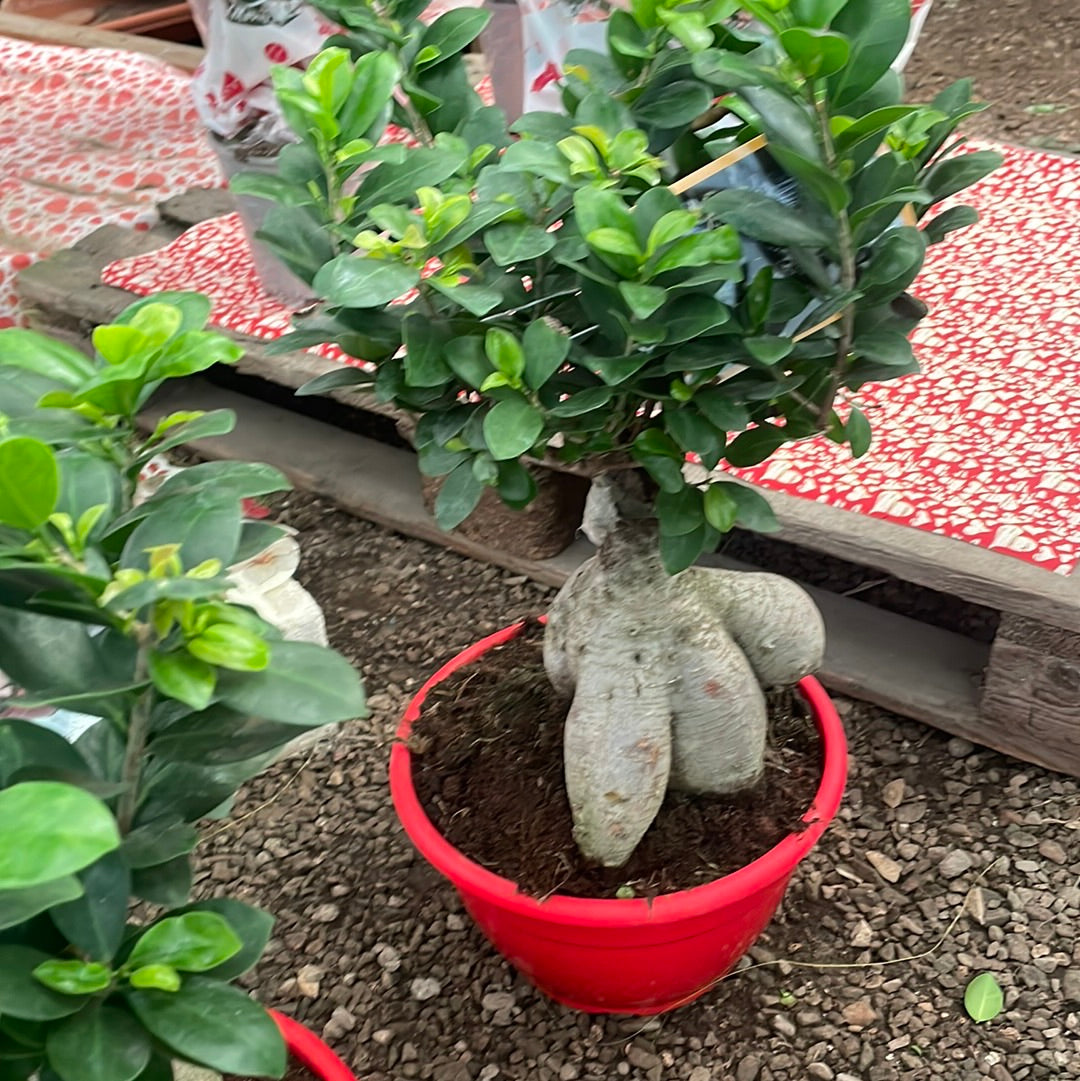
[272,1010,355,1080]
[389,620,847,1015]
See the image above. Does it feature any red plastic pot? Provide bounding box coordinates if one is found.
[271,1010,356,1081]
[389,620,848,1015]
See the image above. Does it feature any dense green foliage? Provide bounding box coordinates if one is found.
[243,0,1000,572]
[0,294,367,1080]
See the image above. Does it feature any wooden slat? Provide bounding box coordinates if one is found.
[0,11,203,69]
[141,378,992,748]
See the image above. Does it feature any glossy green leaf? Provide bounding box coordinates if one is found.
[313,255,420,308]
[433,459,485,531]
[846,405,872,457]
[656,486,705,536]
[522,319,570,390]
[664,408,724,462]
[49,852,130,961]
[0,783,120,890]
[142,410,236,459]
[633,80,712,127]
[120,820,199,871]
[828,0,911,106]
[724,423,788,467]
[964,972,1003,1023]
[418,6,490,62]
[152,461,290,504]
[186,625,270,673]
[402,316,451,388]
[0,948,90,1019]
[131,856,192,909]
[484,328,525,382]
[215,640,366,726]
[0,878,83,932]
[126,977,286,1078]
[148,651,216,711]
[922,204,979,244]
[702,483,739,533]
[295,367,375,396]
[485,223,556,267]
[46,1005,151,1081]
[618,282,666,320]
[922,149,1003,205]
[482,396,544,461]
[0,328,97,386]
[32,959,111,995]
[428,279,503,317]
[659,523,709,575]
[166,899,273,981]
[779,28,850,77]
[745,336,794,366]
[721,482,780,533]
[704,190,834,249]
[0,438,58,530]
[0,720,89,786]
[121,491,242,573]
[128,965,180,992]
[547,386,613,416]
[129,913,242,974]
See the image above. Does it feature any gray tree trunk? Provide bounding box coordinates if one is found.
[543,477,825,867]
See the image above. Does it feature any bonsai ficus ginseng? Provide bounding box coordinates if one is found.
[0,294,366,1079]
[240,0,1000,867]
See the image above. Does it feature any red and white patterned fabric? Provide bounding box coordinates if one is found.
[102,141,1080,576]
[0,37,224,329]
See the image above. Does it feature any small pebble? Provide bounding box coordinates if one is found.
[410,977,441,1001]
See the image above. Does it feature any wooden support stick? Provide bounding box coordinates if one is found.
[667,134,768,195]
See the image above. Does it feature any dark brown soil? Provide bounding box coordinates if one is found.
[409,621,822,900]
[227,1069,309,1081]
[905,0,1080,151]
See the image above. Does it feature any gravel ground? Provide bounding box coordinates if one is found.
[195,492,1080,1081]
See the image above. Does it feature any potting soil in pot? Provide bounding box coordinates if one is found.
[409,620,823,900]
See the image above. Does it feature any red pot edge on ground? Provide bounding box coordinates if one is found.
[272,1009,357,1081]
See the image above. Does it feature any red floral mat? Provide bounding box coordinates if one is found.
[102,142,1080,576]
[0,36,224,329]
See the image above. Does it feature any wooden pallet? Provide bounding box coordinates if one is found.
[15,198,1080,776]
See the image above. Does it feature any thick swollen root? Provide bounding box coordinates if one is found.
[544,488,825,867]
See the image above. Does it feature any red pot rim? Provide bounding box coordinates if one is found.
[272,1009,355,1081]
[389,619,847,929]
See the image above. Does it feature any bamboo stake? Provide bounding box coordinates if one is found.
[667,134,769,196]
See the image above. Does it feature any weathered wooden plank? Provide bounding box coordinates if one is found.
[0,12,203,70]
[979,614,1080,773]
[763,487,1080,634]
[141,378,992,750]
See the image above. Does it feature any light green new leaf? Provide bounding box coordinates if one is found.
[128,913,242,973]
[0,437,58,530]
[0,783,120,890]
[964,972,1003,1023]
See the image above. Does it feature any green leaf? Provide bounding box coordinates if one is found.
[148,651,216,711]
[660,524,709,574]
[166,899,273,981]
[116,292,211,335]
[186,625,270,673]
[656,486,704,536]
[922,150,1003,205]
[444,337,494,389]
[131,856,192,909]
[664,408,724,462]
[618,282,666,320]
[852,328,916,369]
[745,336,794,366]
[354,145,468,210]
[54,452,121,532]
[522,319,570,391]
[703,483,739,533]
[922,204,979,244]
[547,386,613,416]
[704,190,834,249]
[142,409,236,459]
[846,405,872,457]
[147,706,301,766]
[0,719,91,787]
[32,959,111,995]
[215,641,366,726]
[340,51,399,141]
[663,295,732,344]
[0,878,83,932]
[0,783,120,890]
[295,367,375,396]
[418,6,490,62]
[0,438,58,530]
[121,491,242,572]
[128,965,180,992]
[724,423,788,467]
[46,1006,151,1081]
[121,820,199,871]
[485,223,556,267]
[964,972,1003,1023]
[126,977,286,1078]
[484,328,525,382]
[828,0,911,107]
[49,852,130,960]
[152,461,290,504]
[0,948,90,1019]
[857,227,926,301]
[313,255,420,308]
[834,106,919,153]
[402,316,452,388]
[779,28,850,77]
[433,460,484,531]
[494,460,538,510]
[0,329,96,386]
[721,482,780,533]
[482,396,544,460]
[129,913,242,974]
[586,228,641,259]
[428,279,503,317]
[633,80,712,127]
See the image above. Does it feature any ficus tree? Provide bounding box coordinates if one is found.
[240,0,1000,866]
[0,294,366,1080]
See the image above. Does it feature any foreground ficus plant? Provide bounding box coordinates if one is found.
[0,294,366,1079]
[249,0,999,865]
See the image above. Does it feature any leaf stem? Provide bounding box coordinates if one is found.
[116,632,154,834]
